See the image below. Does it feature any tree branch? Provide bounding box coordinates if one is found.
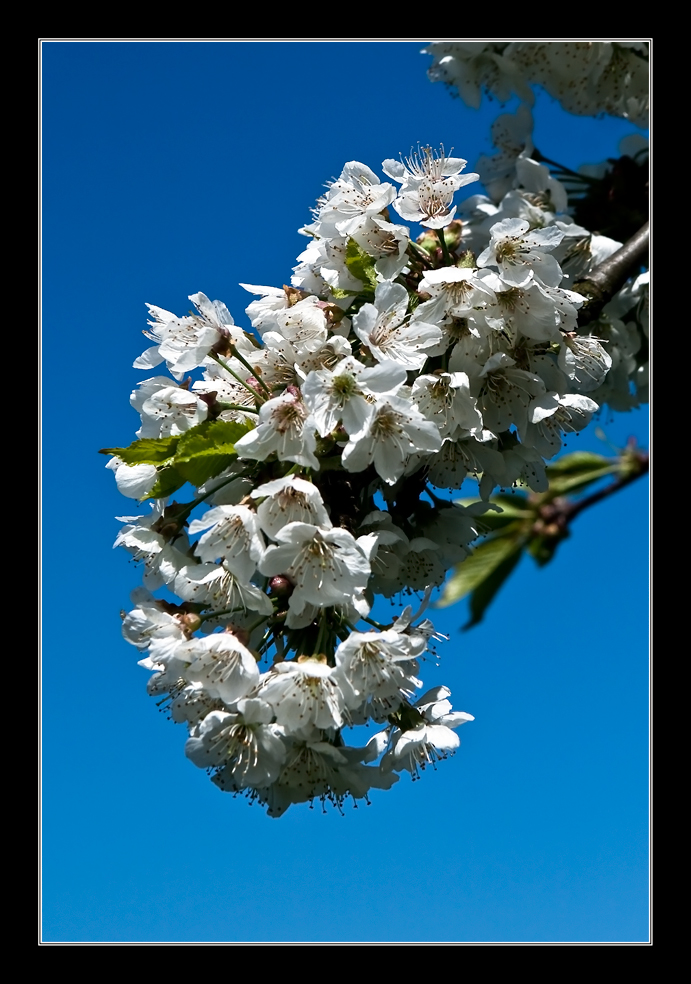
[533,451,649,537]
[573,221,649,326]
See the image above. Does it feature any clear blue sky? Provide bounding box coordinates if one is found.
[41,41,649,944]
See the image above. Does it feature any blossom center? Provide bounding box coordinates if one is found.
[495,239,521,263]
[272,399,307,434]
[371,407,404,440]
[332,373,358,401]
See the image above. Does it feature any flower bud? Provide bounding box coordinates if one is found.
[269,575,293,598]
[442,219,464,253]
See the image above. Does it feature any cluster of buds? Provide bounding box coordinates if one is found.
[106,142,647,815]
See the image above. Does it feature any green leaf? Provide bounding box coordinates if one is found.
[330,286,363,299]
[464,546,523,629]
[147,466,187,500]
[546,467,616,497]
[474,515,526,536]
[544,451,618,497]
[345,239,378,290]
[99,435,181,464]
[545,451,609,474]
[173,419,254,487]
[436,533,524,608]
[175,453,234,487]
[111,418,256,501]
[176,419,253,456]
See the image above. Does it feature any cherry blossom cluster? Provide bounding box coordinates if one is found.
[423,42,649,127]
[108,141,647,816]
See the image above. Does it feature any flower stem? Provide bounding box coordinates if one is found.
[198,607,243,624]
[314,613,328,657]
[179,468,254,515]
[361,616,390,631]
[210,353,266,402]
[247,614,270,633]
[216,402,260,415]
[408,242,434,268]
[435,228,452,266]
[228,344,272,397]
[561,451,649,524]
[532,450,648,535]
[532,148,599,183]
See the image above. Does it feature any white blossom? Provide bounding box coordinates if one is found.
[477,217,564,288]
[301,356,407,437]
[353,282,441,370]
[105,118,647,815]
[342,394,442,485]
[189,505,265,581]
[383,145,479,229]
[260,659,348,731]
[233,391,319,470]
[186,702,286,789]
[259,523,370,615]
[382,687,475,776]
[177,632,260,705]
[250,476,331,540]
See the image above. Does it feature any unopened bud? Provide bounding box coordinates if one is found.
[180,612,202,632]
[269,576,293,598]
[442,220,464,253]
[415,229,439,254]
[454,247,476,269]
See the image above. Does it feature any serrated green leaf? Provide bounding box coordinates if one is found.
[176,419,253,457]
[464,547,523,629]
[175,452,236,487]
[345,239,378,289]
[147,466,187,500]
[108,419,257,501]
[99,435,181,464]
[330,287,363,299]
[173,419,254,487]
[436,534,524,608]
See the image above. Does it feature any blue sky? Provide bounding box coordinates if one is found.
[41,41,649,944]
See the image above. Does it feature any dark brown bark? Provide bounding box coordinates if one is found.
[573,221,649,326]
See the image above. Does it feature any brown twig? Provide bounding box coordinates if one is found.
[573,222,649,326]
[534,451,649,537]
